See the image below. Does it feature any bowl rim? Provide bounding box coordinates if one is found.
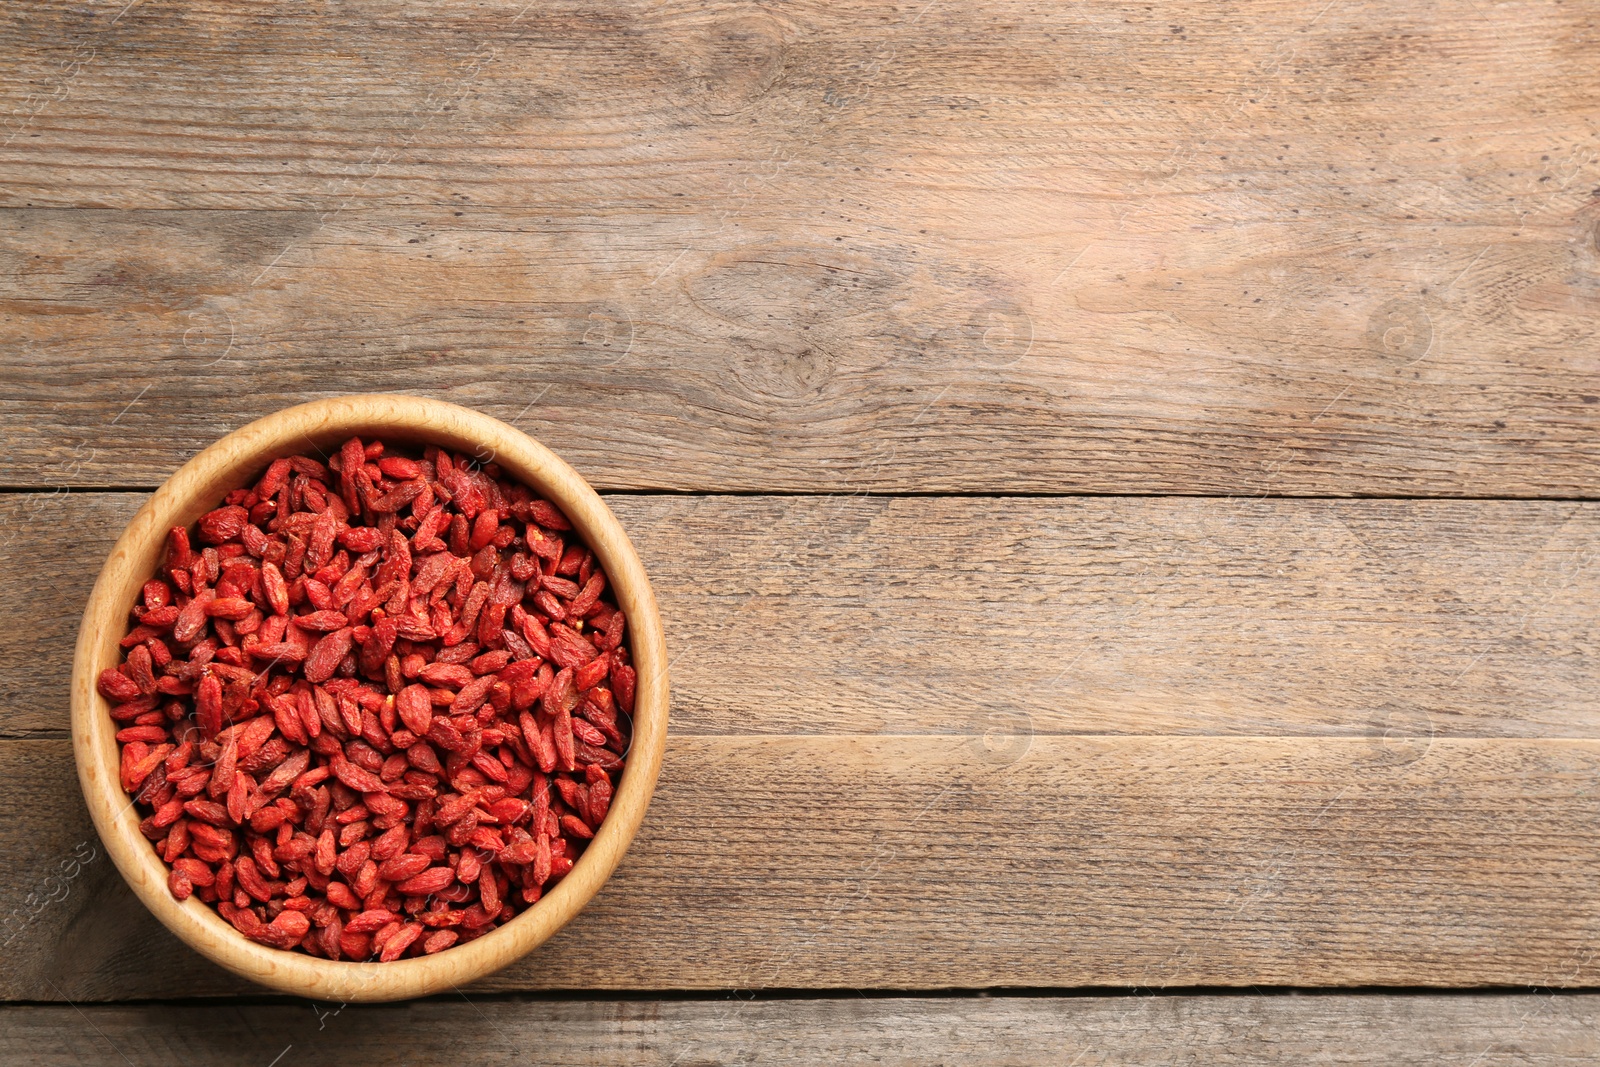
[70,394,669,1002]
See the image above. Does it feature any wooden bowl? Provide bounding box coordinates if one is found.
[70,395,669,1002]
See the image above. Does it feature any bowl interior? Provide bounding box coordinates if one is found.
[71,394,668,1002]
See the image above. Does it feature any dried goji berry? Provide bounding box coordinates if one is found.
[102,437,632,959]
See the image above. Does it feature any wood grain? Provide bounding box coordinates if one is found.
[1,204,1595,495]
[3,994,1599,1066]
[5,492,1596,739]
[2,0,1595,213]
[1,0,1598,493]
[5,734,1599,999]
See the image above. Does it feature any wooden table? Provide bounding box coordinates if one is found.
[2,0,1598,1062]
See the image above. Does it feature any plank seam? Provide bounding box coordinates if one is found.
[2,487,1599,502]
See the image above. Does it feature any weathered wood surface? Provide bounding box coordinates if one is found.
[3,0,1598,1033]
[5,735,1598,999]
[3,994,1599,1066]
[1,0,1598,493]
[4,493,1597,740]
[3,0,1596,212]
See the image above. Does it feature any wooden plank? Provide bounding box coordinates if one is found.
[4,735,1598,999]
[1,0,1597,493]
[2,0,1595,212]
[3,994,1599,1066]
[5,492,1596,739]
[1,202,1596,494]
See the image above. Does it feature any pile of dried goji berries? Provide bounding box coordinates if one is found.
[98,437,635,960]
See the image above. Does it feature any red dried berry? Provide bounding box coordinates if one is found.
[198,506,250,545]
[104,437,632,960]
